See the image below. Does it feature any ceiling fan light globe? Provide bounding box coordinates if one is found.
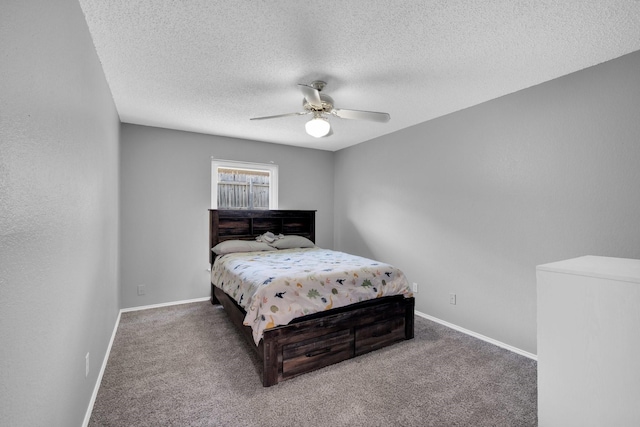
[305,117,331,138]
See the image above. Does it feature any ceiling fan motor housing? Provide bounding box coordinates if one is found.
[303,94,334,113]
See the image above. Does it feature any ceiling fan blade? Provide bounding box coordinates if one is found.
[250,111,309,121]
[333,108,390,123]
[298,84,323,108]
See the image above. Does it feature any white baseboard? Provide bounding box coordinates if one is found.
[82,310,121,427]
[120,296,211,313]
[415,310,537,361]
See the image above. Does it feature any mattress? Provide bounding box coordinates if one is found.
[211,247,412,344]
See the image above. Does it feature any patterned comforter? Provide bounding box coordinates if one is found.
[211,247,412,345]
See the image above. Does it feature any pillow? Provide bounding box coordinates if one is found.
[255,231,283,243]
[268,235,316,249]
[212,240,276,255]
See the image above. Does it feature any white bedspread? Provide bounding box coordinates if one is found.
[211,247,412,344]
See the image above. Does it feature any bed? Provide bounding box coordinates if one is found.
[209,209,415,386]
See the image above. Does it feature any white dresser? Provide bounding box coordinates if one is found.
[537,256,640,427]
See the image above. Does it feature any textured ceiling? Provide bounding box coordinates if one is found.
[78,0,640,151]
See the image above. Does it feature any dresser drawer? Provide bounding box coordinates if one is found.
[355,316,405,355]
[281,328,354,378]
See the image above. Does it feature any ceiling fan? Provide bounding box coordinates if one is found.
[250,81,390,138]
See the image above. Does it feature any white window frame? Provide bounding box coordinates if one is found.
[211,158,278,210]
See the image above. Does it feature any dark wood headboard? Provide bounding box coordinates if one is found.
[208,209,316,264]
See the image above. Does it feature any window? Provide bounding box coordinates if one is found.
[211,159,278,210]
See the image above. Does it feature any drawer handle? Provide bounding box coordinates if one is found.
[372,330,392,338]
[305,348,332,358]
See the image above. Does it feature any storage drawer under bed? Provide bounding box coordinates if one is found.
[355,316,406,355]
[281,328,354,379]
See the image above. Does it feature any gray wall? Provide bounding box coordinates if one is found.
[334,50,640,355]
[0,0,120,426]
[120,124,334,308]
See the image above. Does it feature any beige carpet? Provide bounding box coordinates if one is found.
[89,301,537,426]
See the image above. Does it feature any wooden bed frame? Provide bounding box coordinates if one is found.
[209,209,415,386]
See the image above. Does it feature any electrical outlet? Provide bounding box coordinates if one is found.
[412,282,418,293]
[450,293,457,305]
[85,353,90,378]
[137,284,145,296]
